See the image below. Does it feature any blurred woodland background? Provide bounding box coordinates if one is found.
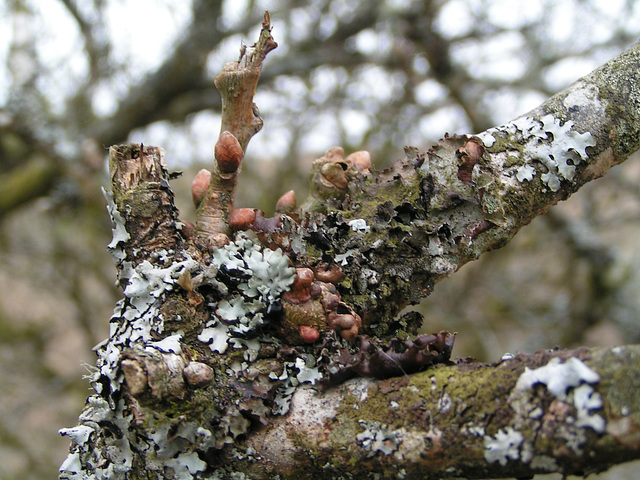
[1,0,640,478]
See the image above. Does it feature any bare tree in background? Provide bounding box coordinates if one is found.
[1,1,640,478]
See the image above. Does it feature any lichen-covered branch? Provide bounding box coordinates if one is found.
[60,35,640,480]
[224,345,640,479]
[254,40,640,333]
[107,144,183,264]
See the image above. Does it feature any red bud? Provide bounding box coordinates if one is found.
[191,169,211,207]
[215,131,243,174]
[228,208,257,231]
[275,190,296,212]
[299,325,320,344]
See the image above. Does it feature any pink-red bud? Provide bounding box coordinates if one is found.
[299,325,320,344]
[228,208,257,231]
[275,190,296,213]
[191,169,211,207]
[346,150,371,173]
[215,131,244,174]
[283,268,314,304]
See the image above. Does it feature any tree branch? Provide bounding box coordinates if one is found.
[228,345,640,479]
[59,36,640,480]
[194,12,277,248]
[0,155,61,218]
[259,40,640,333]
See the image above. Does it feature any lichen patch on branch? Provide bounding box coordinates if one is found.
[482,356,605,471]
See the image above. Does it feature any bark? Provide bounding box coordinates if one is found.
[59,24,640,480]
[232,345,640,479]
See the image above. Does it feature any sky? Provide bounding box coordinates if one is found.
[1,0,639,166]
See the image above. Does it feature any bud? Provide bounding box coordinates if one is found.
[283,268,314,304]
[228,208,257,230]
[215,131,244,174]
[275,190,296,212]
[183,362,214,388]
[191,169,211,207]
[320,162,348,189]
[299,325,320,344]
[346,150,371,173]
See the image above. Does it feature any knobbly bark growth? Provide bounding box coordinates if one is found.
[59,15,640,480]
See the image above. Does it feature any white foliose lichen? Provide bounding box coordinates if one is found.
[356,420,403,457]
[335,248,361,266]
[483,427,524,466]
[515,164,535,182]
[477,130,496,148]
[60,399,134,480]
[482,110,596,192]
[197,235,296,354]
[271,354,323,415]
[61,392,217,480]
[156,452,207,480]
[348,218,371,233]
[210,235,294,300]
[121,257,199,316]
[58,426,94,448]
[95,252,199,393]
[515,357,599,401]
[516,357,605,434]
[148,332,183,354]
[198,320,230,354]
[483,356,606,469]
[60,209,210,479]
[515,114,596,191]
[103,188,130,257]
[61,224,299,478]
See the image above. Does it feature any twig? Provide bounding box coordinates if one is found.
[194,12,277,248]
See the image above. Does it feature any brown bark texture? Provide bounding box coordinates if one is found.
[59,18,640,480]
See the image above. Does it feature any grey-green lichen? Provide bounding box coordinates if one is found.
[478,112,596,193]
[486,356,605,469]
[60,216,305,479]
[257,347,634,479]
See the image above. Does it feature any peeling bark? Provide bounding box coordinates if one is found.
[59,32,640,480]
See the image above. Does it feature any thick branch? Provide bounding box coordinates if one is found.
[107,143,182,263]
[276,41,640,332]
[228,345,640,479]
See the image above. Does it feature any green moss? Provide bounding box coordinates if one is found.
[594,347,640,424]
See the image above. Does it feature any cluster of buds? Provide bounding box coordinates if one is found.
[279,267,361,344]
[301,146,371,212]
[189,139,371,344]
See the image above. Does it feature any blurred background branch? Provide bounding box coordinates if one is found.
[1,0,640,478]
